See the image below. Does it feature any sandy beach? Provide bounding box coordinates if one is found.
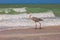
[0,26,60,40]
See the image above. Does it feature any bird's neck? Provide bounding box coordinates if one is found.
[29,15,32,18]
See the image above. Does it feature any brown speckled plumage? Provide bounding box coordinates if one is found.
[31,17,43,22]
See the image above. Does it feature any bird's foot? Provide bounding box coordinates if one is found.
[39,27,41,29]
[35,28,37,29]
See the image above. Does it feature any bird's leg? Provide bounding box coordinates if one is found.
[35,22,37,29]
[39,22,41,29]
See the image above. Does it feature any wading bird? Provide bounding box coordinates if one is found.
[29,14,43,29]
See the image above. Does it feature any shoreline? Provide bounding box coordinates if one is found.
[0,26,60,40]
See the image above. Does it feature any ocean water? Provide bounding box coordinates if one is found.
[0,12,60,31]
[0,0,60,4]
[0,17,60,31]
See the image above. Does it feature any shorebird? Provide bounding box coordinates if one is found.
[29,14,43,29]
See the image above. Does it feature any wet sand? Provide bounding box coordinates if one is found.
[0,26,60,40]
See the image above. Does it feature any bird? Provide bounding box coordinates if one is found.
[28,14,43,29]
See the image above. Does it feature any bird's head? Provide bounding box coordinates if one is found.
[28,14,32,18]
